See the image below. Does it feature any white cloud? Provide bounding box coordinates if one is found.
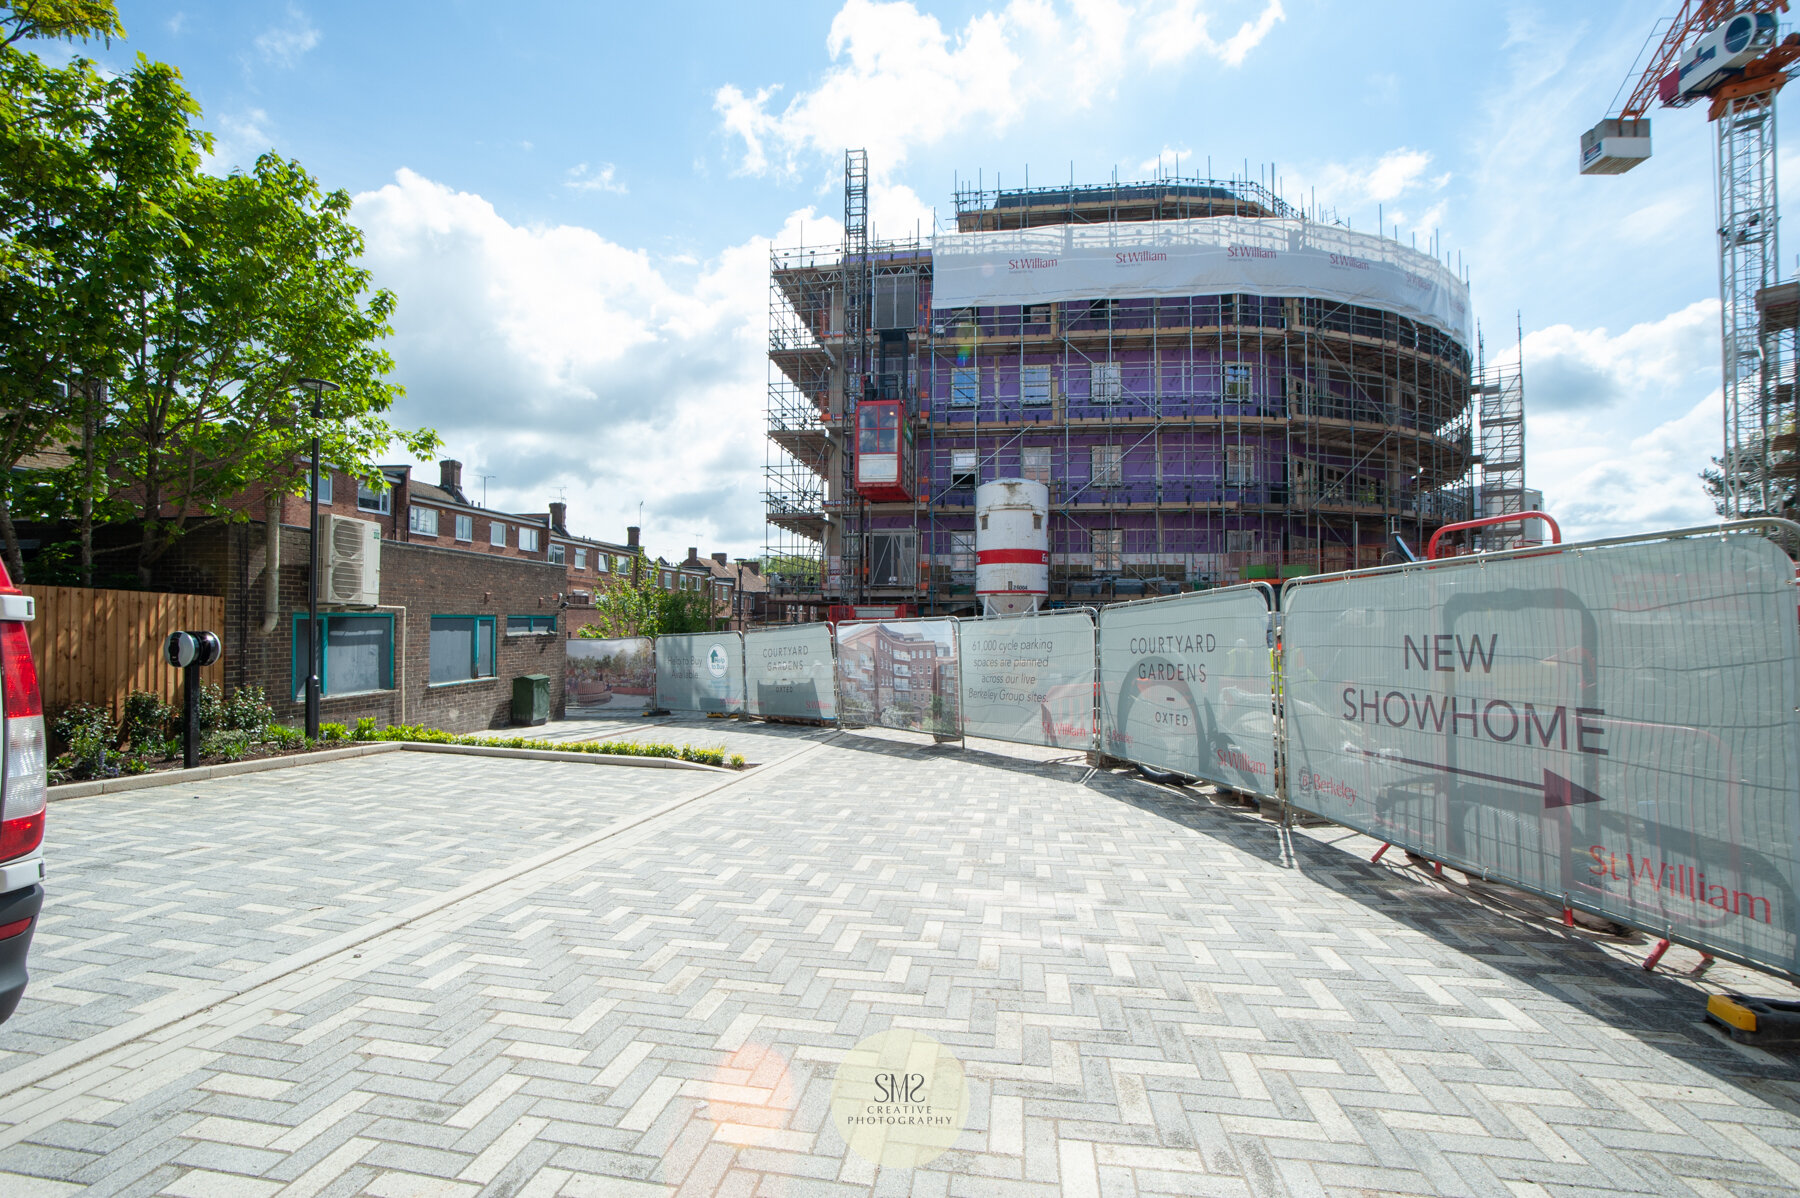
[564,162,627,195]
[1135,0,1283,68]
[715,0,1283,178]
[1513,301,1724,539]
[201,108,275,176]
[254,8,320,68]
[1138,146,1196,176]
[1301,147,1448,234]
[353,170,789,557]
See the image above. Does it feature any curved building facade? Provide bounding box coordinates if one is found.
[766,173,1489,615]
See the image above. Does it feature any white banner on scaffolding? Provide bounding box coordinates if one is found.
[930,217,1472,347]
[1281,532,1800,978]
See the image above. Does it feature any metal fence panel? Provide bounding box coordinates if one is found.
[1098,585,1277,796]
[956,610,1096,749]
[745,624,838,721]
[654,632,745,714]
[565,636,655,715]
[835,619,959,735]
[1281,531,1800,977]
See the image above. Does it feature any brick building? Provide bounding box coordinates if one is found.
[154,458,628,734]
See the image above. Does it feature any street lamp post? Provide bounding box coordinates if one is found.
[296,378,339,739]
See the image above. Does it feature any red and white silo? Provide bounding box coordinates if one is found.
[975,478,1050,615]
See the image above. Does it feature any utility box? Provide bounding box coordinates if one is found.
[511,674,550,726]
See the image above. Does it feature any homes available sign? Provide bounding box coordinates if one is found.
[655,632,744,714]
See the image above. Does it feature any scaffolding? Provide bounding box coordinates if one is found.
[1472,331,1528,551]
[766,168,1483,613]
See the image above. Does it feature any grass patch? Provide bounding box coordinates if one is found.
[363,722,746,768]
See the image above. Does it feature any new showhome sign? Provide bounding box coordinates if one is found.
[1281,534,1800,975]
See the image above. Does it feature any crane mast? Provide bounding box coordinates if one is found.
[1583,2,1799,518]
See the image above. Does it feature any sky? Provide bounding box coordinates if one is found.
[68,0,1773,558]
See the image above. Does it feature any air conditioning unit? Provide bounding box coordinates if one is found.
[326,514,381,607]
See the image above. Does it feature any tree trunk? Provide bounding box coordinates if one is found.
[78,381,98,587]
[0,488,24,584]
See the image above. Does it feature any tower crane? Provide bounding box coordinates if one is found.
[1582,2,1800,517]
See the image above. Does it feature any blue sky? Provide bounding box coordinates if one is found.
[81,1,1760,557]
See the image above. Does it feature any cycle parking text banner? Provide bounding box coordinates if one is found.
[1098,586,1277,795]
[1280,532,1800,977]
[745,624,838,721]
[655,632,745,715]
[956,611,1096,749]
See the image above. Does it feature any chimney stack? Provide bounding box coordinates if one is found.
[626,526,640,548]
[686,547,698,564]
[746,562,761,576]
[439,459,462,493]
[549,501,566,532]
[712,552,728,565]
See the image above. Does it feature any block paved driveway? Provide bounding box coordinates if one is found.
[0,720,1797,1197]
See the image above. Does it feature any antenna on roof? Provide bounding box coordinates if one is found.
[477,473,495,506]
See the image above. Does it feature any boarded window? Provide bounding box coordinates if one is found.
[1091,444,1122,487]
[951,533,974,571]
[1022,447,1051,484]
[1092,529,1122,571]
[1092,362,1123,403]
[429,616,496,684]
[1226,445,1256,485]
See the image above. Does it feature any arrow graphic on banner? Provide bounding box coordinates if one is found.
[1356,749,1604,810]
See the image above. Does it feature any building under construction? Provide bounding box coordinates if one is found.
[765,153,1525,616]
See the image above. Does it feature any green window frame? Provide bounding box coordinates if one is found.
[429,615,497,684]
[507,614,557,636]
[291,612,395,699]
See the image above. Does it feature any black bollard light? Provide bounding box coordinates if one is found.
[165,631,223,768]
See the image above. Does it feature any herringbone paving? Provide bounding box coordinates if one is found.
[0,723,1795,1196]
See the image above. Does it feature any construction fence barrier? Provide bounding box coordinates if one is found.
[1280,520,1800,979]
[564,636,654,716]
[745,624,837,721]
[1097,584,1278,799]
[956,609,1096,750]
[620,518,1800,978]
[654,631,746,715]
[834,618,959,735]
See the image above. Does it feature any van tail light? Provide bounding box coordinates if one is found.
[0,619,45,861]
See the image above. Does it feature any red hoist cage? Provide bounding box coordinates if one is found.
[853,400,915,502]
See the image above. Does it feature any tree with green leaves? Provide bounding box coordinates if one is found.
[103,153,439,584]
[0,2,200,580]
[1700,422,1798,520]
[0,0,438,585]
[577,557,721,639]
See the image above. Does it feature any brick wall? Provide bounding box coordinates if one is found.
[154,522,567,735]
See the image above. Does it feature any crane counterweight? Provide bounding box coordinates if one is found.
[1579,117,1653,174]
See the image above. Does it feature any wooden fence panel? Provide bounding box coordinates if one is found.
[22,586,226,717]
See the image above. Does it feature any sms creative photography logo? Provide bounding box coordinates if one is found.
[829,1029,969,1168]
